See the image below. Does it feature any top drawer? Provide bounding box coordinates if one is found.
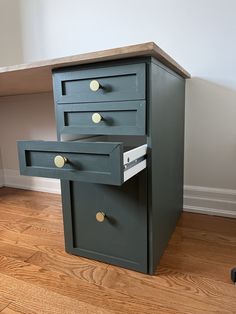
[53,63,146,104]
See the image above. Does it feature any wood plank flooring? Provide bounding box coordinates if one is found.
[0,187,235,314]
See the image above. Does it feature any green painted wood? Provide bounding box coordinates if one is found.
[53,63,146,104]
[17,140,123,185]
[60,170,148,273]
[56,100,146,137]
[17,56,187,275]
[147,61,185,274]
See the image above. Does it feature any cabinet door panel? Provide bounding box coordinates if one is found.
[61,174,148,273]
[53,63,146,103]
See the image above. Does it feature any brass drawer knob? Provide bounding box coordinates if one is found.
[92,113,102,124]
[90,80,101,92]
[54,155,67,168]
[96,211,105,222]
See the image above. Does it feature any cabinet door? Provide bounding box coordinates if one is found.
[61,173,148,273]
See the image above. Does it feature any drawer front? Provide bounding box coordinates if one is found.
[61,177,148,272]
[18,141,123,185]
[53,63,146,104]
[56,100,146,136]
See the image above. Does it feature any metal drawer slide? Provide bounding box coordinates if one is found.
[123,144,147,182]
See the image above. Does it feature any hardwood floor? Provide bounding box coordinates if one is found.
[0,187,235,314]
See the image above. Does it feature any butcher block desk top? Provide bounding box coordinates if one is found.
[0,42,190,97]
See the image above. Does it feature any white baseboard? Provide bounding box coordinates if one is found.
[0,169,3,188]
[1,170,235,218]
[1,169,61,194]
[184,185,236,218]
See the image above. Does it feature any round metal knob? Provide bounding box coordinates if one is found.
[92,113,102,124]
[96,211,105,223]
[90,80,100,92]
[54,155,67,168]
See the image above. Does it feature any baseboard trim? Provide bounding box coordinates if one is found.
[1,169,61,194]
[183,205,236,219]
[1,171,236,218]
[0,169,3,188]
[184,185,236,218]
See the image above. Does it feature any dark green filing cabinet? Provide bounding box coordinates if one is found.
[17,43,189,274]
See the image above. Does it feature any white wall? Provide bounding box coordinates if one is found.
[0,93,57,168]
[1,0,236,215]
[19,0,236,89]
[0,148,3,187]
[0,0,23,66]
[0,0,24,186]
[0,93,60,193]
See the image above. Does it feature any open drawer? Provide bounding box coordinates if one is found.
[17,141,147,186]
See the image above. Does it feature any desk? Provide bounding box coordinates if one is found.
[0,42,189,97]
[0,43,190,274]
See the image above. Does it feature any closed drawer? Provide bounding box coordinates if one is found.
[56,100,146,136]
[17,141,147,186]
[53,63,146,104]
[61,177,148,272]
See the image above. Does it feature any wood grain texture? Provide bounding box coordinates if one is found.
[0,187,235,314]
[0,42,190,97]
[0,273,113,314]
[0,296,9,312]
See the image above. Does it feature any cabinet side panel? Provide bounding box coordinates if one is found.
[148,62,185,273]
